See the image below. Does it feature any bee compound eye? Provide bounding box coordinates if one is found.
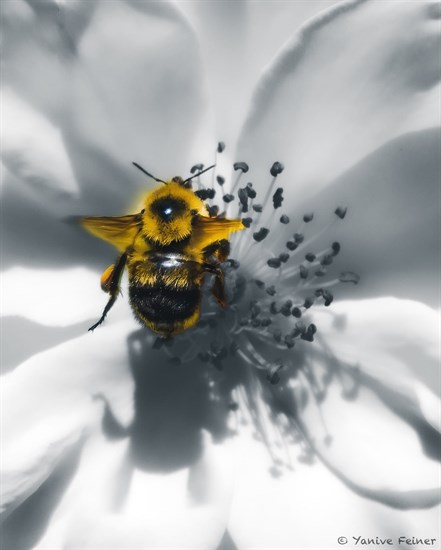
[151,197,186,221]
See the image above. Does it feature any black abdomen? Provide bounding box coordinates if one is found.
[128,254,202,336]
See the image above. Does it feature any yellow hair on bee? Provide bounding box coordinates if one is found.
[141,182,205,245]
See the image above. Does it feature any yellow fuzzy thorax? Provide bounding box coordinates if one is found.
[141,181,205,245]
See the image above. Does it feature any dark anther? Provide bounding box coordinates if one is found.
[242,217,253,228]
[252,204,263,213]
[246,184,256,199]
[216,175,225,186]
[280,214,290,224]
[227,259,240,269]
[335,206,348,219]
[272,329,282,343]
[254,279,265,289]
[331,242,341,255]
[300,331,314,342]
[272,188,284,209]
[305,252,316,262]
[323,290,334,306]
[270,161,285,177]
[253,227,270,242]
[210,343,228,360]
[234,161,249,173]
[229,341,239,356]
[223,193,235,203]
[207,205,219,217]
[152,337,169,350]
[195,189,215,200]
[261,318,272,327]
[190,163,204,174]
[238,188,249,212]
[266,285,276,296]
[267,258,282,268]
[269,301,279,315]
[314,288,324,297]
[308,323,317,334]
[286,241,297,251]
[212,358,224,371]
[251,318,261,328]
[284,335,295,349]
[315,267,327,277]
[339,271,360,284]
[267,362,284,384]
[292,307,302,318]
[303,213,314,223]
[217,142,225,153]
[294,233,304,244]
[279,253,289,263]
[303,297,314,309]
[299,265,309,279]
[250,301,261,318]
[281,300,293,317]
[321,254,334,266]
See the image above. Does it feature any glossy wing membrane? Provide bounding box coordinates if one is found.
[190,215,244,252]
[81,214,142,252]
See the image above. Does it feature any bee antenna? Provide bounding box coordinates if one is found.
[183,164,216,185]
[132,162,167,184]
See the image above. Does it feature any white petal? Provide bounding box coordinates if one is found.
[1,321,135,518]
[176,0,336,149]
[1,89,78,196]
[0,267,132,326]
[36,431,231,549]
[228,428,440,549]
[237,1,440,201]
[297,298,441,501]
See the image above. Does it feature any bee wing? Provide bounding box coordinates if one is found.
[190,215,244,251]
[81,214,142,252]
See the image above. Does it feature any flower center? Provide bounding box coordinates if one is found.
[146,145,360,474]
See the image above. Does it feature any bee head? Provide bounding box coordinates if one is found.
[142,182,204,244]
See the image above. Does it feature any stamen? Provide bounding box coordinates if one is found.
[335,206,347,219]
[272,188,284,209]
[339,271,360,284]
[253,228,270,242]
[190,163,204,174]
[231,162,249,194]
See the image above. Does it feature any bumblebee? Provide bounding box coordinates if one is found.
[81,164,244,337]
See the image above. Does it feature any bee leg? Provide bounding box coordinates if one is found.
[204,262,227,308]
[89,252,128,332]
[203,239,230,263]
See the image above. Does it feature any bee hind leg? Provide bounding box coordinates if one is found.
[89,252,128,332]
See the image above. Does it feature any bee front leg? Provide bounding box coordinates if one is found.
[89,252,128,332]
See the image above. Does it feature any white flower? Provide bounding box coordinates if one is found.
[1,1,440,549]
